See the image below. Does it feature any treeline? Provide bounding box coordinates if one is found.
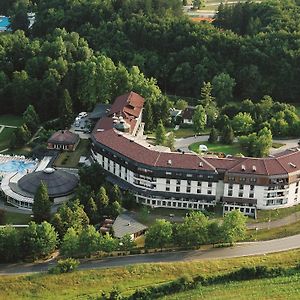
[14,0,300,103]
[145,210,247,250]
[0,221,57,262]
[99,265,291,300]
[0,29,162,120]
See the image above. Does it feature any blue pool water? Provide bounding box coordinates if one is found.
[0,160,36,173]
[0,16,10,31]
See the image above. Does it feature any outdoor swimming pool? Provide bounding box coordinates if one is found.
[0,160,36,173]
[0,16,10,31]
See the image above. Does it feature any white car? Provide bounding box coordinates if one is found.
[199,144,208,152]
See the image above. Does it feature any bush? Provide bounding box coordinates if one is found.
[48,258,79,274]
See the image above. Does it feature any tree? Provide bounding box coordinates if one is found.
[22,221,58,260]
[222,210,247,245]
[78,225,101,256]
[10,7,30,33]
[155,120,166,145]
[239,127,272,157]
[212,73,236,106]
[96,186,109,215]
[85,197,98,224]
[232,112,254,134]
[110,185,122,204]
[59,89,73,128]
[193,105,206,133]
[174,212,208,247]
[79,164,105,191]
[119,234,136,251]
[220,125,234,145]
[145,219,172,250]
[0,226,20,262]
[23,104,40,132]
[207,221,223,246]
[99,233,118,253]
[123,191,137,210]
[143,100,153,131]
[36,221,58,257]
[166,132,175,151]
[200,82,215,107]
[175,99,188,110]
[32,182,51,223]
[208,127,218,143]
[61,227,79,257]
[51,200,89,238]
[109,201,122,219]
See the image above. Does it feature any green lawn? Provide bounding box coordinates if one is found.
[272,142,285,149]
[1,249,300,299]
[252,203,300,223]
[189,141,243,156]
[0,127,16,151]
[53,139,90,168]
[4,211,32,225]
[162,274,300,299]
[0,115,23,127]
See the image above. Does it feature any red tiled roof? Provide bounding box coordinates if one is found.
[48,130,79,145]
[109,92,144,119]
[93,129,215,171]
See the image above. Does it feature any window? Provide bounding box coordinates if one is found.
[228,184,233,189]
[176,179,180,185]
[239,184,244,190]
[166,186,170,192]
[228,177,235,181]
[240,177,246,182]
[187,174,192,177]
[238,192,243,197]
[208,182,212,188]
[208,175,213,179]
[166,172,172,175]
[176,186,180,192]
[296,188,299,194]
[208,190,212,195]
[197,189,201,194]
[249,193,254,198]
[186,187,191,193]
[197,181,201,187]
[250,185,254,191]
[297,181,300,187]
[228,190,233,196]
[166,179,170,184]
[187,180,191,186]
[250,178,257,182]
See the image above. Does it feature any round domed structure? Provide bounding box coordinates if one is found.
[18,168,79,198]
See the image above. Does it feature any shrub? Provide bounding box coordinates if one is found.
[48,258,79,274]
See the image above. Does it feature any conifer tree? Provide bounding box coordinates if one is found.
[32,182,51,223]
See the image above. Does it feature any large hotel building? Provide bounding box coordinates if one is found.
[91,92,300,218]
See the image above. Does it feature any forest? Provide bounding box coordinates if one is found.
[1,0,300,120]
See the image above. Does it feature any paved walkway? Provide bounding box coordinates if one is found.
[248,211,300,230]
[1,233,300,275]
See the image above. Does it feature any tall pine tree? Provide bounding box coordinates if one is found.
[59,89,73,128]
[32,182,51,223]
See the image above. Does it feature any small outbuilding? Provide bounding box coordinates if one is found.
[112,213,147,240]
[182,106,196,124]
[47,130,80,151]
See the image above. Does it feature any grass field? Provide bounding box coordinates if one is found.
[53,139,90,168]
[0,115,23,127]
[0,127,16,151]
[1,250,300,299]
[252,203,300,223]
[247,219,300,241]
[0,115,23,151]
[161,273,300,299]
[189,141,243,155]
[4,211,32,225]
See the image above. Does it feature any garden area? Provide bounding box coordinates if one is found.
[189,141,243,156]
[53,139,90,168]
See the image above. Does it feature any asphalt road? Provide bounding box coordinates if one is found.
[1,234,300,275]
